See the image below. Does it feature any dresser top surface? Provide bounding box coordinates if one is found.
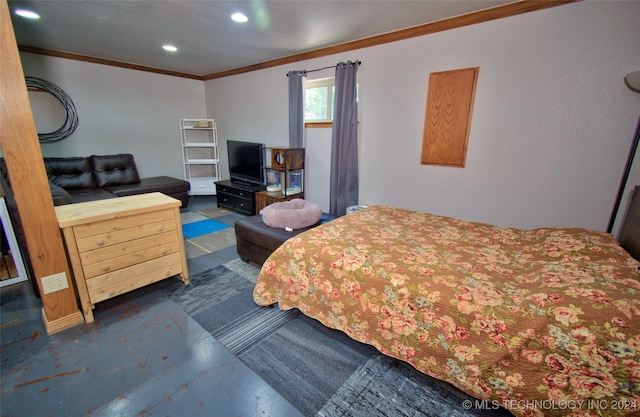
[55,192,180,228]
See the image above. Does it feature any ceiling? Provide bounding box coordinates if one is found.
[8,0,516,79]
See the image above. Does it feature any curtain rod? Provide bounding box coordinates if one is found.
[286,60,361,77]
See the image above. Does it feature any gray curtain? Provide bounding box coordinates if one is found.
[288,70,306,148]
[329,61,360,216]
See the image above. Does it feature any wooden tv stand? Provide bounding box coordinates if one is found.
[55,193,189,323]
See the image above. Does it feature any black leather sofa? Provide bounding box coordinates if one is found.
[0,153,190,294]
[43,154,189,206]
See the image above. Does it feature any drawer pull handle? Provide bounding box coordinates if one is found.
[161,248,168,254]
[97,239,105,246]
[158,226,165,231]
[103,265,111,272]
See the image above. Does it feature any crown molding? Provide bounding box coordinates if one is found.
[18,0,578,81]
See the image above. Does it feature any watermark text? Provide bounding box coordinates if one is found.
[462,399,638,412]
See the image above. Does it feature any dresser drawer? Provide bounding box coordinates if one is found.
[217,191,254,214]
[216,185,252,199]
[76,218,177,252]
[80,231,181,279]
[86,252,184,303]
[72,209,175,238]
[217,190,251,203]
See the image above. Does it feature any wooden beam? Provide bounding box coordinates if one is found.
[0,0,83,334]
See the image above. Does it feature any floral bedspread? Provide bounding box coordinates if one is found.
[253,206,640,417]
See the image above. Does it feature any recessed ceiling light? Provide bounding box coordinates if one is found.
[231,12,248,23]
[163,45,178,52]
[15,9,40,19]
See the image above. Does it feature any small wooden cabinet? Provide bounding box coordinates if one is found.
[55,193,189,323]
[255,190,305,214]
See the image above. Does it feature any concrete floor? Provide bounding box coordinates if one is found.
[0,196,304,417]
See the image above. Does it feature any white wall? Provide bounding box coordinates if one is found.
[205,65,338,212]
[204,0,640,235]
[17,1,640,236]
[19,52,206,179]
[205,69,290,182]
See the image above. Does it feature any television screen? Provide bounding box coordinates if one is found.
[227,140,264,185]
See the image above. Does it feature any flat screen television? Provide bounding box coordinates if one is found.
[227,140,264,185]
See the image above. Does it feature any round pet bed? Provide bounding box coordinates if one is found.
[261,199,322,230]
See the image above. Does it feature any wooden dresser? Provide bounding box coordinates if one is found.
[55,192,189,322]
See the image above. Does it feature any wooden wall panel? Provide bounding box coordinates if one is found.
[421,67,479,167]
[0,0,83,333]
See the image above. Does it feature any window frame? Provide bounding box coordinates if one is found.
[304,77,335,126]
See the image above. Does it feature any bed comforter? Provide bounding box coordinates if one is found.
[253,206,640,416]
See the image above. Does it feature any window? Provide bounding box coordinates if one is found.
[304,77,335,122]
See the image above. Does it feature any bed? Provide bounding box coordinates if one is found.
[253,196,640,417]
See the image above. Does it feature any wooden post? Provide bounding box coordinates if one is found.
[0,0,84,333]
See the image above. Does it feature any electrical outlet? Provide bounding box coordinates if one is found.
[41,272,69,294]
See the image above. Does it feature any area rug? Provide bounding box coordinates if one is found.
[164,260,512,417]
[181,218,229,239]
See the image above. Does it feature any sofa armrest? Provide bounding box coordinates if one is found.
[49,182,73,206]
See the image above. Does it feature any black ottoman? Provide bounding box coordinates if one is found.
[235,215,319,266]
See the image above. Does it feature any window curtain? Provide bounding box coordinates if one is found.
[329,61,360,216]
[288,70,306,148]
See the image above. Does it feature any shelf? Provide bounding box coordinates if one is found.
[183,143,216,147]
[189,176,220,181]
[180,118,220,196]
[185,159,219,164]
[261,147,305,210]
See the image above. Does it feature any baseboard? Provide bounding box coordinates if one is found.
[42,308,85,335]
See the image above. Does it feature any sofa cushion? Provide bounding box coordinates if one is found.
[45,157,97,189]
[91,154,140,187]
[104,176,189,196]
[104,176,190,207]
[66,187,116,203]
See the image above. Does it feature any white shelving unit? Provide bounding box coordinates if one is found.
[0,195,28,287]
[180,118,220,195]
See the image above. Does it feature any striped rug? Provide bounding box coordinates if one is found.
[164,260,512,417]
